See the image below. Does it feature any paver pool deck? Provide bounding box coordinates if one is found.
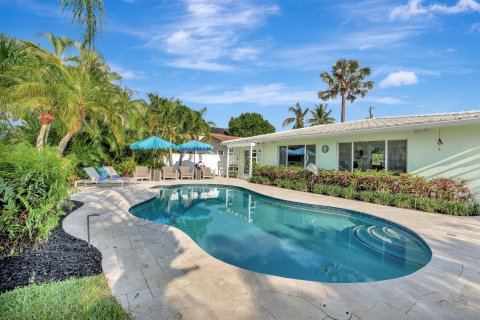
[64,178,480,320]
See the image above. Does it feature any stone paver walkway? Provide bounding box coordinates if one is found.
[64,178,480,320]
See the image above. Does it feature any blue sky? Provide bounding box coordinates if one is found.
[1,0,480,130]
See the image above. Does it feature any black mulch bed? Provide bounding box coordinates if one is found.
[0,201,103,293]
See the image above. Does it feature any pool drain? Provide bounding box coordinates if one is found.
[321,299,351,320]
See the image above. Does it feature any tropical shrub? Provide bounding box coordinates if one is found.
[273,179,307,191]
[115,157,136,177]
[251,165,479,215]
[416,197,437,213]
[249,176,270,185]
[0,144,74,257]
[252,165,475,203]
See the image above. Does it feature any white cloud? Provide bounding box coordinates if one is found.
[366,96,404,105]
[166,59,233,72]
[109,63,146,80]
[430,0,480,14]
[390,0,480,20]
[183,83,317,105]
[390,0,429,20]
[148,0,279,71]
[379,71,419,88]
[468,22,480,32]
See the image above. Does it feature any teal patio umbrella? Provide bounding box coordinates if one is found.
[130,136,176,171]
[175,140,214,165]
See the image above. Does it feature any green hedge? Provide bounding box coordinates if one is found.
[0,144,75,257]
[251,165,479,216]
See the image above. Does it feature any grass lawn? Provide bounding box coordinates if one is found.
[0,275,130,320]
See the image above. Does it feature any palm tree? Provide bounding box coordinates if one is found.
[282,103,309,129]
[318,59,374,123]
[59,0,106,48]
[0,35,63,149]
[308,104,335,126]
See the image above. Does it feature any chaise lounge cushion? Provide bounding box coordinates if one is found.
[97,167,109,179]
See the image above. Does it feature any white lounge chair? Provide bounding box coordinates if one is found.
[74,167,128,188]
[103,166,135,185]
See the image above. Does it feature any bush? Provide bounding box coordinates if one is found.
[436,200,474,216]
[358,191,376,203]
[273,179,307,191]
[254,165,479,215]
[325,185,344,197]
[312,184,327,195]
[249,176,270,185]
[416,197,437,213]
[115,157,136,177]
[372,192,394,206]
[343,187,358,200]
[0,144,74,257]
[392,194,414,209]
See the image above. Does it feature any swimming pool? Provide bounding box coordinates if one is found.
[130,185,432,283]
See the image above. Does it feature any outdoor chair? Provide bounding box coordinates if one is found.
[74,167,127,188]
[201,167,215,179]
[133,166,151,181]
[179,166,194,179]
[103,166,135,184]
[162,166,177,180]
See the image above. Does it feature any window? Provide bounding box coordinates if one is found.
[278,145,316,167]
[306,144,316,166]
[288,145,304,167]
[244,149,257,174]
[388,140,407,173]
[338,140,407,173]
[279,146,287,166]
[353,141,385,171]
[338,143,352,171]
[218,150,224,156]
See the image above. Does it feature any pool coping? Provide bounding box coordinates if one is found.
[64,178,480,320]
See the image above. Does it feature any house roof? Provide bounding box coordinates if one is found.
[210,127,231,135]
[210,133,239,142]
[222,110,480,147]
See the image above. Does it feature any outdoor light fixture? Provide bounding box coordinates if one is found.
[437,129,443,150]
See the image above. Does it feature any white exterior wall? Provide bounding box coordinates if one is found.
[230,124,480,195]
[168,153,227,176]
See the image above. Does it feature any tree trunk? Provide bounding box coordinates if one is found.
[58,131,74,156]
[44,123,51,144]
[37,112,55,149]
[341,93,346,123]
[36,124,48,149]
[179,151,185,166]
[168,148,173,166]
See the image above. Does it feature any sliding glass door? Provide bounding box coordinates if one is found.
[338,140,407,173]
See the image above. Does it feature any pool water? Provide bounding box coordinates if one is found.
[130,185,431,283]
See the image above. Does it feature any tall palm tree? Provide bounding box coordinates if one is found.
[308,104,335,126]
[59,0,106,48]
[318,59,374,123]
[282,103,309,129]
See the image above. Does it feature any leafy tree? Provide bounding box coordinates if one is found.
[318,59,374,123]
[282,103,309,129]
[308,104,335,126]
[59,0,106,48]
[144,94,212,165]
[228,113,275,137]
